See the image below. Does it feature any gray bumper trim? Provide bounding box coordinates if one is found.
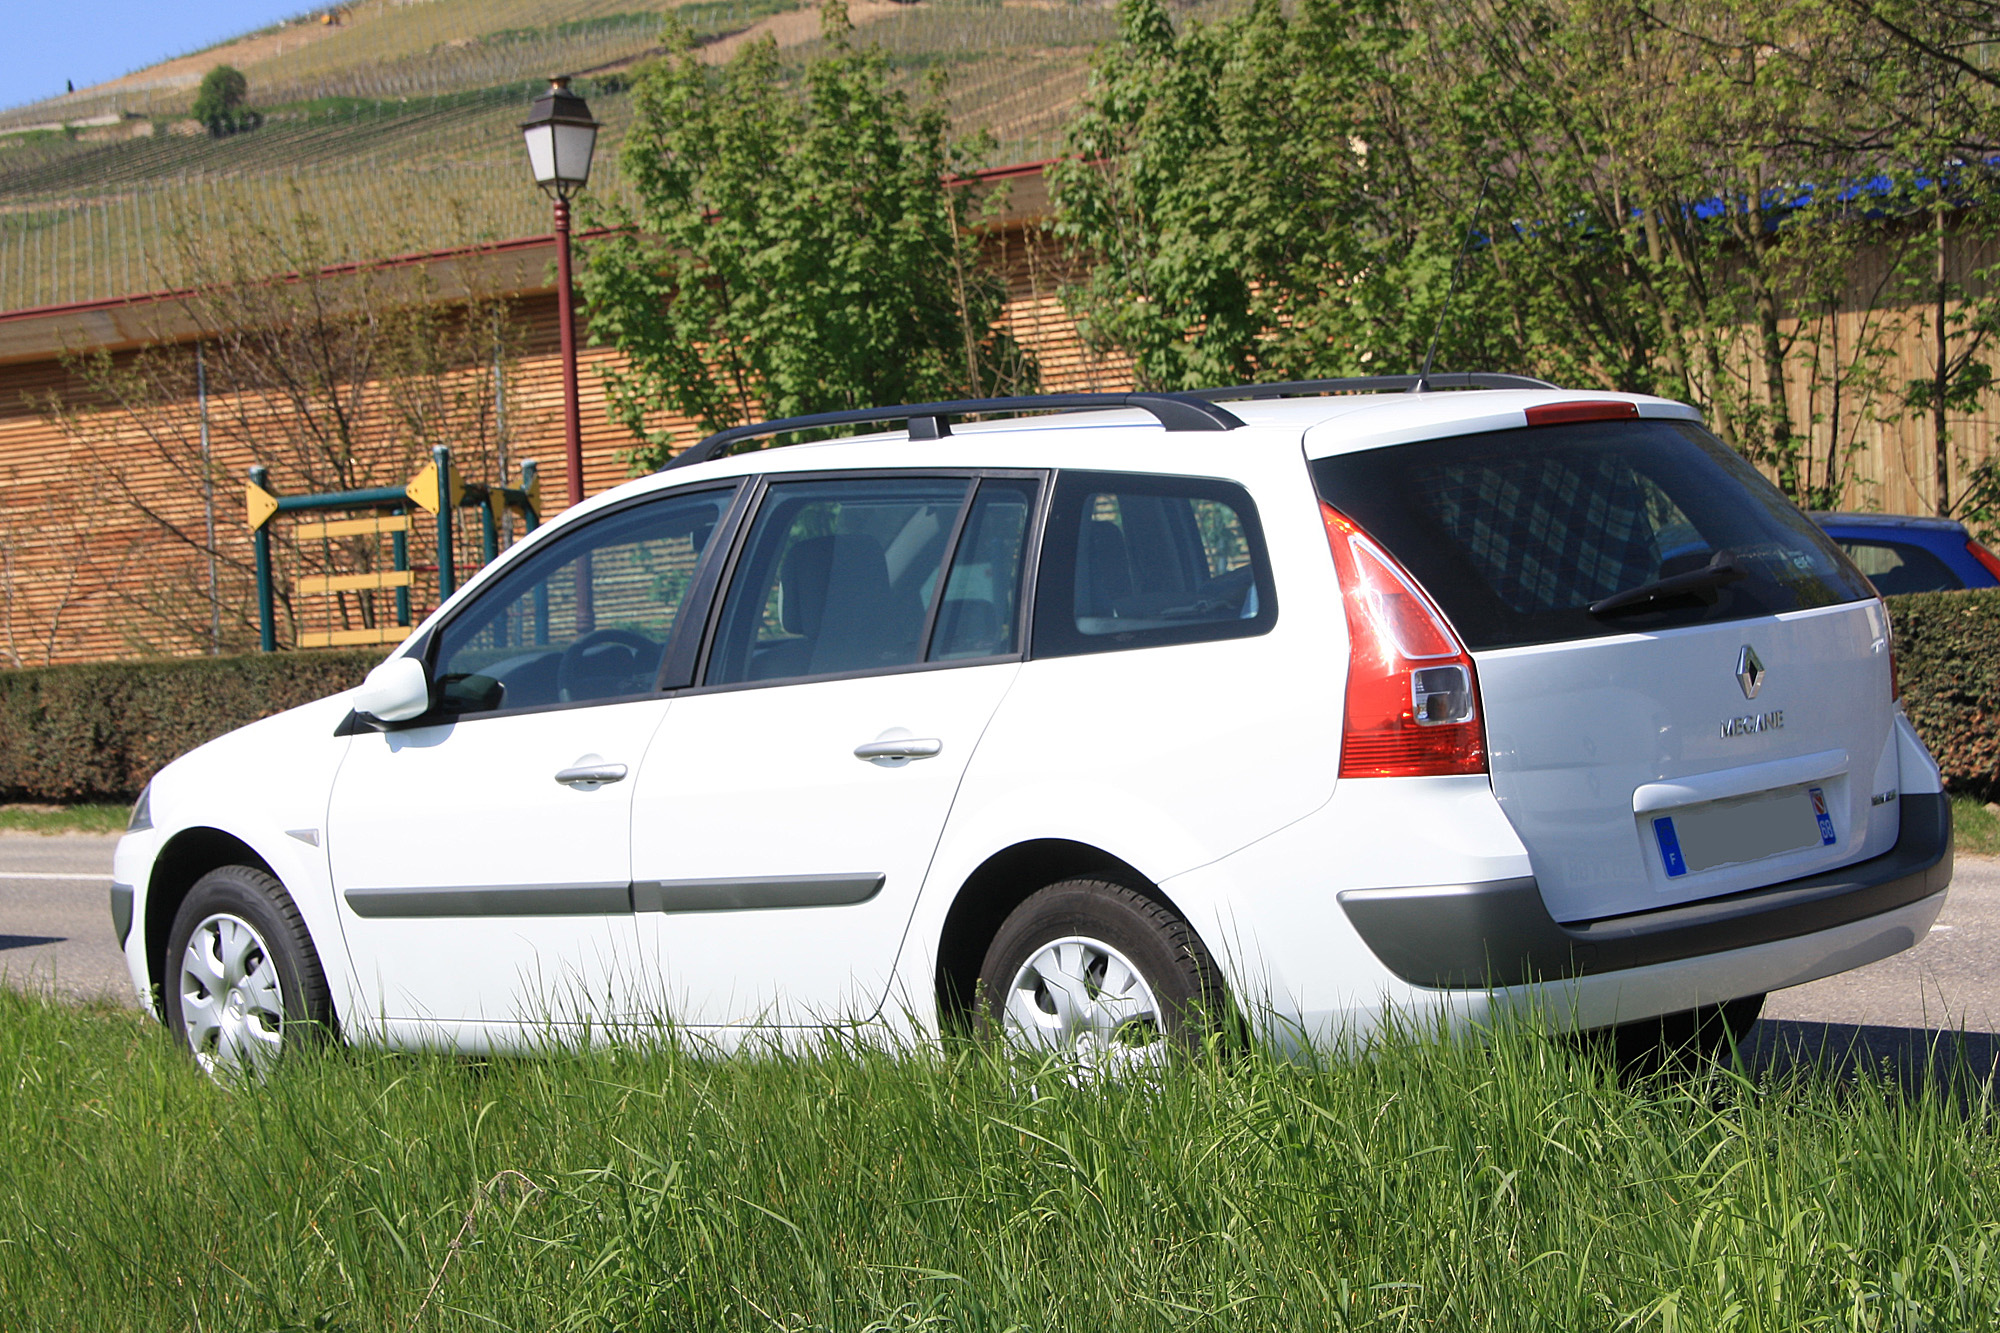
[1337,792,1953,989]
[109,882,134,947]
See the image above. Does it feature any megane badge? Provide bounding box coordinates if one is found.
[1736,644,1765,700]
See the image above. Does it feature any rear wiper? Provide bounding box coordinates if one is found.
[1588,549,1745,617]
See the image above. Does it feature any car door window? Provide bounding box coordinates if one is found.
[707,477,971,686]
[1033,471,1276,657]
[931,478,1038,661]
[431,488,734,715]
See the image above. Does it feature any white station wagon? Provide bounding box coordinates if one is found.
[111,376,1953,1074]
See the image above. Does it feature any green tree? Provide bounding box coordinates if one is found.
[190,64,258,138]
[581,2,1029,470]
[1054,0,2000,507]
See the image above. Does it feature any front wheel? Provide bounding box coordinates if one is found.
[977,878,1227,1068]
[164,865,333,1080]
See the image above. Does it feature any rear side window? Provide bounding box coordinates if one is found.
[1835,539,1964,595]
[1311,419,1874,651]
[933,478,1037,661]
[1033,470,1275,657]
[706,477,971,685]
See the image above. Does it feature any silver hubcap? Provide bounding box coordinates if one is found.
[1002,935,1167,1070]
[178,913,285,1079]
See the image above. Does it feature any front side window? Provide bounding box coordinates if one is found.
[706,477,972,686]
[1033,470,1276,658]
[431,487,733,715]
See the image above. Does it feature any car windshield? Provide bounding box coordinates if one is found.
[1311,418,1875,650]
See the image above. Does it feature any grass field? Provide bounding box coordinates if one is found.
[0,803,128,835]
[3,989,1999,1330]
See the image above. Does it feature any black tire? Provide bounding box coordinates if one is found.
[1607,992,1765,1073]
[976,877,1228,1056]
[164,864,334,1078]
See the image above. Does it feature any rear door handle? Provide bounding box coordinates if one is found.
[853,738,943,763]
[554,762,629,786]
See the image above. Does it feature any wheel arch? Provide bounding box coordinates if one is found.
[932,838,1193,1026]
[143,827,275,1017]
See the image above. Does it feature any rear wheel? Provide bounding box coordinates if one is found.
[164,865,333,1080]
[977,878,1226,1068]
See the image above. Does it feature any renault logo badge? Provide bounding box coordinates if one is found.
[1736,645,1765,700]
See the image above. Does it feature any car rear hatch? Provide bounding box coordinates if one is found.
[1311,408,1896,923]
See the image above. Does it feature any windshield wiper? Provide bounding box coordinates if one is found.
[1588,549,1745,617]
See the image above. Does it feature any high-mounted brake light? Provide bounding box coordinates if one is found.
[1967,538,2000,583]
[1523,400,1640,428]
[1322,503,1486,778]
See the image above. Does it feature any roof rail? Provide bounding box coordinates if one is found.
[1188,373,1557,400]
[660,392,1246,471]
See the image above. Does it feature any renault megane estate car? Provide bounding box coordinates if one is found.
[111,375,1953,1075]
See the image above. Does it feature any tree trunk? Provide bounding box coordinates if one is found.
[1934,206,1951,516]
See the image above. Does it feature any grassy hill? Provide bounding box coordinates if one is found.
[0,0,1127,314]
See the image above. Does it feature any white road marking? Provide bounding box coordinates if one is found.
[0,871,113,882]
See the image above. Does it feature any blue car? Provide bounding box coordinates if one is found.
[1810,512,2000,595]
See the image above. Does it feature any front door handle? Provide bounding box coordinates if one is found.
[853,738,943,763]
[554,762,628,787]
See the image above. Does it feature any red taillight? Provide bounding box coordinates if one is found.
[1523,400,1641,428]
[1967,538,2000,583]
[1322,503,1487,778]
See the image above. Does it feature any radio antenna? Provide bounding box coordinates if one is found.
[1413,171,1491,393]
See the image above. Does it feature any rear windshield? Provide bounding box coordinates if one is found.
[1310,419,1874,651]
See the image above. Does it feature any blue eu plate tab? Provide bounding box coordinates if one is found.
[1653,816,1688,878]
[1809,786,1837,845]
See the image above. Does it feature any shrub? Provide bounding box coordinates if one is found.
[1887,589,2000,799]
[0,650,378,803]
[0,592,1989,805]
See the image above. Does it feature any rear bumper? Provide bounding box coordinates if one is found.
[1337,792,1952,989]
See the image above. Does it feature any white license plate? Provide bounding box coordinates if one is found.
[1652,785,1836,878]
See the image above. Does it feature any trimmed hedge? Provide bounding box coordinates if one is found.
[0,592,1992,805]
[1888,588,2000,800]
[0,650,380,803]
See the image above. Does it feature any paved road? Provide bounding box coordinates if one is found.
[0,833,129,1004]
[4,836,1997,1077]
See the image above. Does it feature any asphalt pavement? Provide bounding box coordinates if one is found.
[3,834,1997,1081]
[0,832,129,1004]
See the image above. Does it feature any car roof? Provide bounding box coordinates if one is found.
[1809,512,1968,534]
[602,387,1703,498]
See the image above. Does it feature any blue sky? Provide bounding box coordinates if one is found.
[5,2,313,112]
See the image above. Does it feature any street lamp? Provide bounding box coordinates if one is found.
[521,75,599,509]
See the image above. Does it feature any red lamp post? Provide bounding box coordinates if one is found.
[521,76,601,510]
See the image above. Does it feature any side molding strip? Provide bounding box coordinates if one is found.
[343,882,634,919]
[633,873,886,913]
[339,874,889,918]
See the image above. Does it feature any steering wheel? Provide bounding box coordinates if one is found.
[555,628,659,703]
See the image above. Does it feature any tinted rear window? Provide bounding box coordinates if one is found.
[1311,419,1874,650]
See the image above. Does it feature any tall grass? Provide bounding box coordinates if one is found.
[4,990,1999,1330]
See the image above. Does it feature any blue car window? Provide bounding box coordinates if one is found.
[1836,539,1964,595]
